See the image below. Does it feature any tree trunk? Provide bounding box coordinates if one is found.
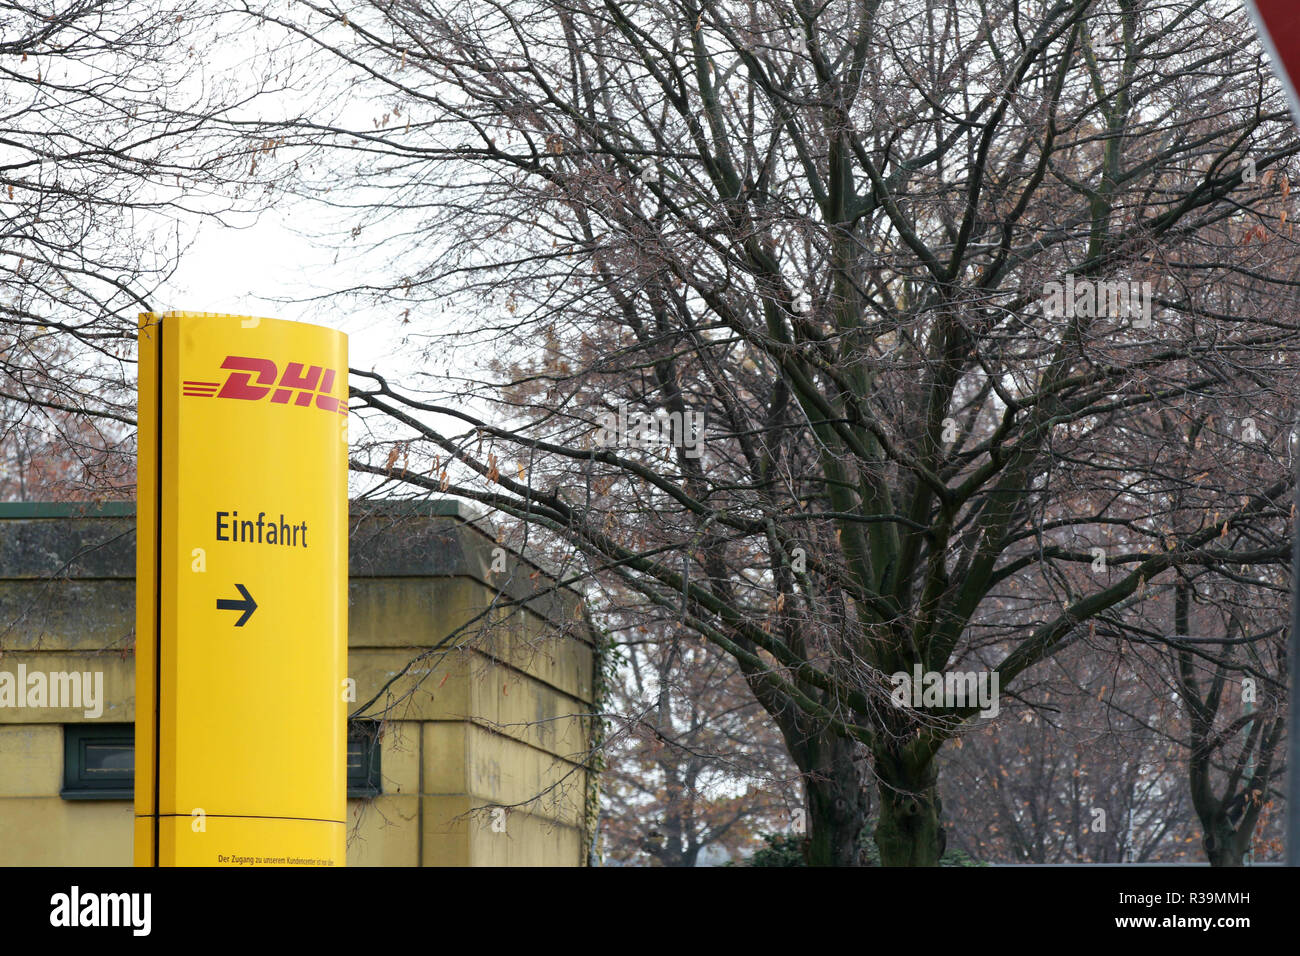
[1203,821,1248,867]
[873,746,945,866]
[798,732,869,866]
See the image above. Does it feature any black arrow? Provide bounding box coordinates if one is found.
[216,583,258,627]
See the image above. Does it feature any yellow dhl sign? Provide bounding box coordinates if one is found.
[135,311,348,867]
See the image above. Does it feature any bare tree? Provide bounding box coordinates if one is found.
[1168,571,1286,865]
[941,638,1202,864]
[599,621,802,865]
[0,0,294,491]
[244,0,1300,865]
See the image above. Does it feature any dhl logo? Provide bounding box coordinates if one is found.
[182,357,348,415]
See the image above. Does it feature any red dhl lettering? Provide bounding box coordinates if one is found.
[182,356,347,415]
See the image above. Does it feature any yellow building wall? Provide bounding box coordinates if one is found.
[0,503,596,866]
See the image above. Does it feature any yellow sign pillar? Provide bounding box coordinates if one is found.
[135,311,348,867]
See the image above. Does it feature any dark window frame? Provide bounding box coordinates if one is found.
[61,723,134,800]
[59,721,381,800]
[347,719,382,798]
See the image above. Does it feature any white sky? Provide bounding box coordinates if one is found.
[147,9,424,382]
[160,211,401,377]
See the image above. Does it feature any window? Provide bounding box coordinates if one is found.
[60,722,378,799]
[62,724,134,800]
[347,720,382,798]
